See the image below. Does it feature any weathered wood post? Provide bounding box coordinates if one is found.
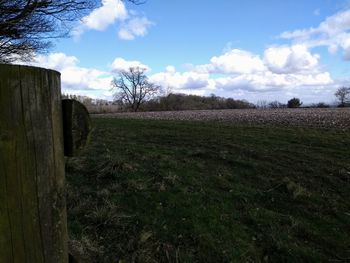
[62,99,92,157]
[0,64,68,262]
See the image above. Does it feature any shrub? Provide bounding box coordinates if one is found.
[287,98,302,108]
[310,102,330,108]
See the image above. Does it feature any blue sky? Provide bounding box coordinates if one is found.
[29,0,350,104]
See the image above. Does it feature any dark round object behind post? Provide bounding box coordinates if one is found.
[62,99,91,157]
[0,64,68,263]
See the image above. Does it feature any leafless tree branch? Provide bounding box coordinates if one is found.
[112,67,161,112]
[0,0,141,63]
[335,87,350,107]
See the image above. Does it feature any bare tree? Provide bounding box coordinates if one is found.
[269,100,286,109]
[256,100,269,109]
[335,87,350,107]
[112,67,161,112]
[0,0,142,63]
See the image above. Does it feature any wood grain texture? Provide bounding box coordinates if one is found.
[0,64,68,263]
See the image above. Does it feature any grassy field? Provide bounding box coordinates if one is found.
[66,117,350,262]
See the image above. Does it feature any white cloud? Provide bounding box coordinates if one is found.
[280,9,350,60]
[33,53,78,71]
[74,0,128,37]
[111,57,150,72]
[195,49,265,74]
[149,45,334,102]
[211,71,333,93]
[149,67,336,104]
[118,17,154,40]
[29,53,112,97]
[150,67,211,92]
[263,45,320,74]
[20,55,153,99]
[73,0,153,40]
[280,10,350,39]
[83,0,128,30]
[165,65,176,73]
[22,39,339,103]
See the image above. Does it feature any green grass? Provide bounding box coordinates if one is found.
[66,118,350,262]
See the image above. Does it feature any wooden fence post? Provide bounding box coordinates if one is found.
[62,99,92,157]
[0,64,68,263]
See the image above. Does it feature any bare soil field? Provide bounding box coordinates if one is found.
[93,108,350,131]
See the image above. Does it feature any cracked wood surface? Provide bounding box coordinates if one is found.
[0,64,68,263]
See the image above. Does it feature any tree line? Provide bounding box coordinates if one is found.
[111,67,255,111]
[136,93,256,112]
[63,67,350,113]
[110,67,350,112]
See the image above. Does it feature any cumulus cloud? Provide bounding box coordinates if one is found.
[83,0,128,30]
[32,53,79,71]
[195,49,265,74]
[263,45,320,74]
[73,0,153,40]
[194,45,322,77]
[150,66,211,92]
[111,57,150,72]
[74,0,128,37]
[118,17,154,40]
[149,45,334,100]
[213,71,332,91]
[24,43,337,103]
[280,9,350,60]
[29,44,337,103]
[29,53,112,97]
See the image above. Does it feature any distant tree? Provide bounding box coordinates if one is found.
[287,98,302,108]
[208,93,221,109]
[164,85,173,96]
[310,102,330,108]
[269,101,286,109]
[226,98,255,109]
[335,87,350,107]
[256,100,269,109]
[112,67,161,112]
[0,0,141,63]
